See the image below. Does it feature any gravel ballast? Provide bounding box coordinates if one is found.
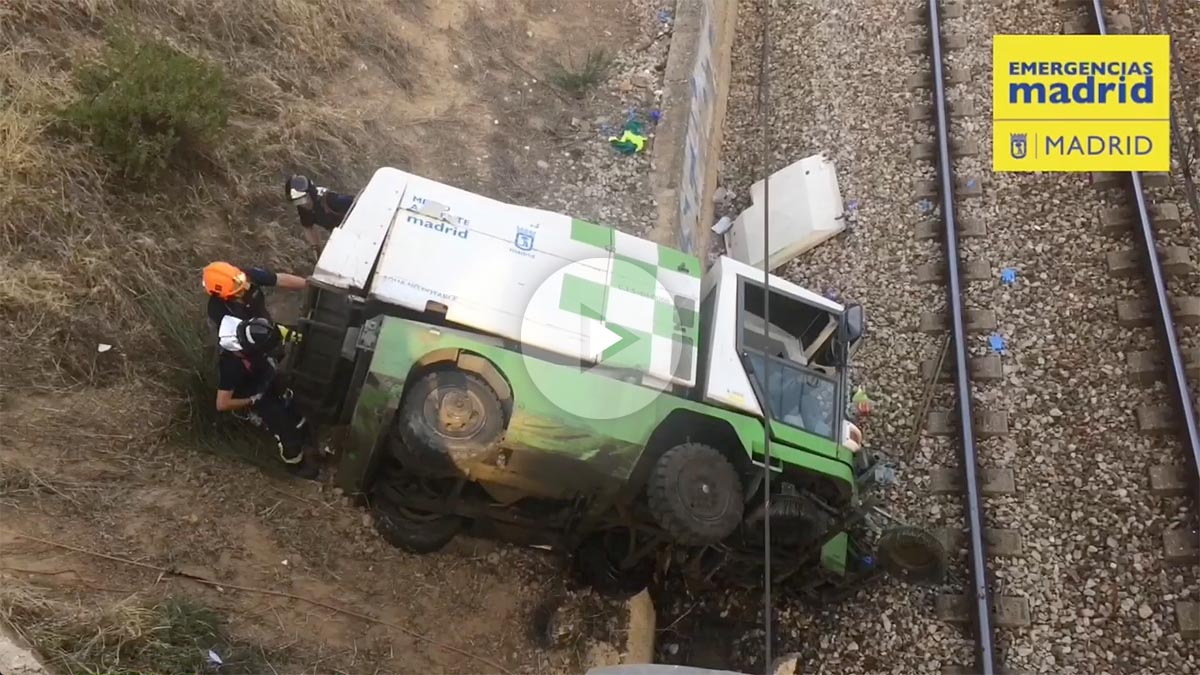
[712,0,1199,673]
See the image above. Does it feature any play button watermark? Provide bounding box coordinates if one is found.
[518,256,680,421]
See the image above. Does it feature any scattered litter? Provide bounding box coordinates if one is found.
[1000,267,1017,285]
[966,179,978,190]
[608,119,647,155]
[824,287,841,302]
[917,199,934,214]
[988,333,1007,354]
[712,216,733,235]
[657,8,673,23]
[649,109,663,124]
[281,559,289,566]
[207,650,223,667]
[852,386,873,417]
[97,343,113,353]
[844,198,860,227]
[872,463,897,486]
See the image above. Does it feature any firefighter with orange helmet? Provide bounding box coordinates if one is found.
[202,261,307,329]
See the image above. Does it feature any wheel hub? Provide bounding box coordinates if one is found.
[680,467,728,522]
[428,387,485,438]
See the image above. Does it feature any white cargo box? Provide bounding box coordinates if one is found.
[725,153,845,271]
[313,168,703,388]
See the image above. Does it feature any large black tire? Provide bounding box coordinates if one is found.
[876,526,946,584]
[396,369,506,475]
[289,288,357,423]
[571,531,654,598]
[646,443,744,546]
[372,499,463,554]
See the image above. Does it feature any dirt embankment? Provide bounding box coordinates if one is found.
[1,0,676,672]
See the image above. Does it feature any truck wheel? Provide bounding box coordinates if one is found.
[398,368,505,472]
[571,531,653,598]
[646,443,743,546]
[372,500,463,554]
[876,526,946,584]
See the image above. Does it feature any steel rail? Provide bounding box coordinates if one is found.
[1089,0,1200,503]
[925,1,998,672]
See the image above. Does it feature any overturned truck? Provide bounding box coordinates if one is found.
[285,167,943,598]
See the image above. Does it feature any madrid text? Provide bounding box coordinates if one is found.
[1043,135,1153,157]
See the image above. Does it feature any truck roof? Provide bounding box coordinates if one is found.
[313,167,705,388]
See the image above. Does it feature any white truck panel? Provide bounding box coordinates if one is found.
[315,166,701,387]
[701,258,763,417]
[311,167,408,291]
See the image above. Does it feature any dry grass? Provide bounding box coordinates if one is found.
[548,49,614,99]
[0,588,271,674]
[0,0,418,403]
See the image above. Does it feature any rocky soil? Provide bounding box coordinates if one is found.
[706,0,1200,673]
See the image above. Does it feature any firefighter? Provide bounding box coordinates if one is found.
[286,174,356,251]
[202,261,307,331]
[215,316,320,480]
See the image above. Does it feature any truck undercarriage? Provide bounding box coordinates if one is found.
[361,439,943,602]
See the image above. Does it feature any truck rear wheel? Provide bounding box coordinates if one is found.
[372,499,463,554]
[646,443,743,545]
[397,368,505,473]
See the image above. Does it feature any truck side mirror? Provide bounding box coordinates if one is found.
[844,303,865,345]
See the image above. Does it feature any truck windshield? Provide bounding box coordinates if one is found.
[745,352,837,438]
[739,279,842,440]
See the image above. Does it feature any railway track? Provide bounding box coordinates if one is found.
[907,3,1029,674]
[1067,0,1200,642]
[906,2,1200,673]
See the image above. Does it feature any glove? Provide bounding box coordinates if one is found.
[248,392,264,405]
[277,325,304,344]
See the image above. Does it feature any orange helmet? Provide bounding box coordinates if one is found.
[202,262,249,300]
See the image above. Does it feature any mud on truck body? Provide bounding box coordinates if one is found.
[284,167,943,599]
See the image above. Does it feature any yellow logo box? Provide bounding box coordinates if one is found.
[992,35,1171,172]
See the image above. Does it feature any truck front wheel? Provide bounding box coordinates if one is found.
[646,443,744,546]
[397,368,506,474]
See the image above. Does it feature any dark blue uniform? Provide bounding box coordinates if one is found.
[298,189,355,232]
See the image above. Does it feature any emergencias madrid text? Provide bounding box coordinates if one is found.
[1007,60,1155,105]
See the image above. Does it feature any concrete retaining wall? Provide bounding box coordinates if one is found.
[651,0,739,265]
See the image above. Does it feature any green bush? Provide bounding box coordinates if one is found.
[63,32,229,181]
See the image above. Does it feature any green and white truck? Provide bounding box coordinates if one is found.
[285,167,941,597]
